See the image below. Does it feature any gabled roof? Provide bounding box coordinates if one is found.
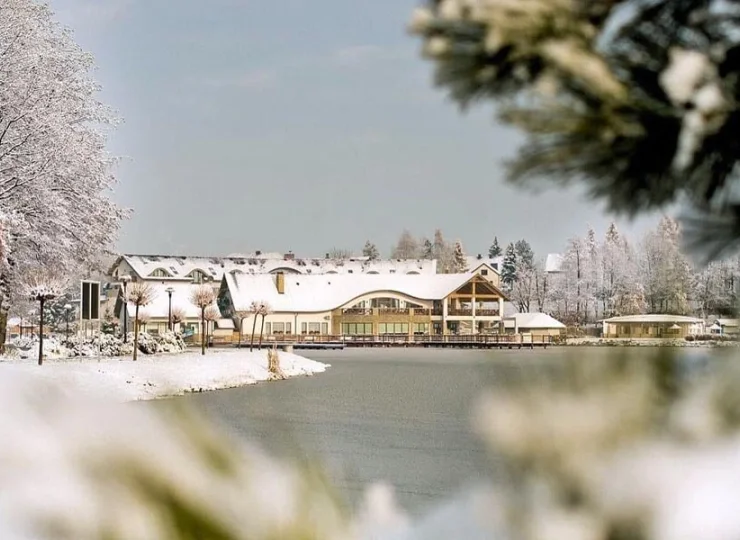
[109,254,438,282]
[545,254,563,273]
[223,272,499,313]
[124,282,221,320]
[506,313,566,329]
[603,314,703,324]
[465,256,502,273]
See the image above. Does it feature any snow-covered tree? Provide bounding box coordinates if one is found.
[451,241,468,273]
[171,306,186,329]
[488,237,502,258]
[127,283,155,361]
[204,305,220,348]
[409,0,740,261]
[0,1,126,349]
[421,238,434,260]
[501,244,518,290]
[362,241,380,261]
[190,285,217,355]
[391,230,419,259]
[327,248,353,260]
[432,229,454,272]
[514,240,534,271]
[23,271,65,365]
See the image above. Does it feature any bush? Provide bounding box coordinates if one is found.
[685,335,695,342]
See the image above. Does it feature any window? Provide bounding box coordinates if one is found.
[285,322,292,335]
[191,270,206,284]
[379,323,408,334]
[308,322,321,334]
[301,322,307,334]
[150,268,170,278]
[273,322,285,334]
[413,323,429,335]
[321,323,328,335]
[342,323,373,335]
[265,323,271,334]
[480,269,488,276]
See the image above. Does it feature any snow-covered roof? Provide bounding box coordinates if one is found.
[603,314,703,324]
[224,272,481,313]
[465,256,502,272]
[717,319,739,327]
[125,282,220,320]
[505,313,566,329]
[111,254,438,282]
[545,254,563,273]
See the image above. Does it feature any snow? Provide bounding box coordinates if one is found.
[113,254,438,282]
[506,312,566,329]
[125,281,221,319]
[545,253,564,273]
[603,314,703,324]
[0,349,329,402]
[225,272,476,313]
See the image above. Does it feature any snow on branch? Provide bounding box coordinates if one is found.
[190,285,216,310]
[22,271,66,301]
[126,282,155,307]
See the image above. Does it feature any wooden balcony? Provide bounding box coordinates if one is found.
[448,308,473,316]
[476,309,500,317]
[343,308,371,315]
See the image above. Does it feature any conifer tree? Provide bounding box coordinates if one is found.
[502,244,518,289]
[488,237,502,258]
[452,241,468,273]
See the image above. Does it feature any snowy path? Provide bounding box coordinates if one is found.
[0,349,329,402]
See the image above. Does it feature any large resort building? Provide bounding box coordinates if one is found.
[107,253,507,339]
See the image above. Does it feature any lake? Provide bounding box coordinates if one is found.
[160,346,717,516]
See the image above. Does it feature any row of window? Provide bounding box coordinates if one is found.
[265,322,330,335]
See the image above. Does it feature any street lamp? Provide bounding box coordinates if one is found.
[165,286,175,331]
[120,275,131,343]
[64,304,72,340]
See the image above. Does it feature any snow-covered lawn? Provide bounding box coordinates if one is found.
[0,349,329,402]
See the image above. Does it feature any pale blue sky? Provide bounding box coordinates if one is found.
[50,0,660,258]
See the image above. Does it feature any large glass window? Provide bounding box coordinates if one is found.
[308,322,321,334]
[379,323,409,334]
[321,323,329,335]
[342,323,373,335]
[413,323,429,335]
[272,322,285,334]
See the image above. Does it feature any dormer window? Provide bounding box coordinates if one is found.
[190,270,207,283]
[150,268,171,278]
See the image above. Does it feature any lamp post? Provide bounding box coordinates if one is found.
[166,286,174,331]
[120,275,131,343]
[64,304,72,339]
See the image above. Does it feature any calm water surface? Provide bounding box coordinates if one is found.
[161,347,714,515]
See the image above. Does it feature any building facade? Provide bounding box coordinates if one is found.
[602,314,704,338]
[218,271,508,339]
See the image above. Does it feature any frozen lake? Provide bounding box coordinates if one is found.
[160,346,716,515]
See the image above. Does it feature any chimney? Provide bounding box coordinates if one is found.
[477,254,483,260]
[255,250,262,257]
[284,251,295,261]
[276,272,285,294]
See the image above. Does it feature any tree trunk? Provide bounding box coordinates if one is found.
[250,314,258,352]
[133,304,139,361]
[259,315,265,349]
[38,298,44,366]
[0,270,11,354]
[201,307,205,356]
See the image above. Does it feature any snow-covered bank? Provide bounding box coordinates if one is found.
[0,349,329,402]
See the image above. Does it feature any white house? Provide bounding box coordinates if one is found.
[504,313,566,337]
[218,271,509,338]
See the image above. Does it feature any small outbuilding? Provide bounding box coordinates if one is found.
[602,314,704,339]
[504,313,566,338]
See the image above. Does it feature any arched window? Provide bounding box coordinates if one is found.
[150,268,171,278]
[189,270,207,283]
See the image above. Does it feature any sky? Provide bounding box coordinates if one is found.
[49,0,662,259]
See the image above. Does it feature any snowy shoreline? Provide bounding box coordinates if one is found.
[0,349,329,402]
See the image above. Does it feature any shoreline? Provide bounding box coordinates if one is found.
[0,349,329,402]
[564,337,739,348]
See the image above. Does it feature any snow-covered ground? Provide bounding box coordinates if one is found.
[0,349,329,402]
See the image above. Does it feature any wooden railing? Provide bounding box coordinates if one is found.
[225,334,553,345]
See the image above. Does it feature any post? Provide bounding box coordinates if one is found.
[38,298,45,366]
[64,304,71,339]
[201,307,206,355]
[121,277,130,343]
[250,314,258,352]
[166,287,174,331]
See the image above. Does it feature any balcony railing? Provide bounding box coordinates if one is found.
[476,309,500,317]
[343,308,371,315]
[448,308,473,316]
[377,307,409,315]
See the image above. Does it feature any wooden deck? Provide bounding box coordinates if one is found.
[221,334,554,350]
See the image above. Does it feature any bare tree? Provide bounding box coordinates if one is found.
[248,301,261,352]
[190,285,217,356]
[23,272,65,366]
[258,303,272,350]
[170,307,186,331]
[126,283,155,361]
[204,306,220,348]
[391,230,420,259]
[327,248,353,259]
